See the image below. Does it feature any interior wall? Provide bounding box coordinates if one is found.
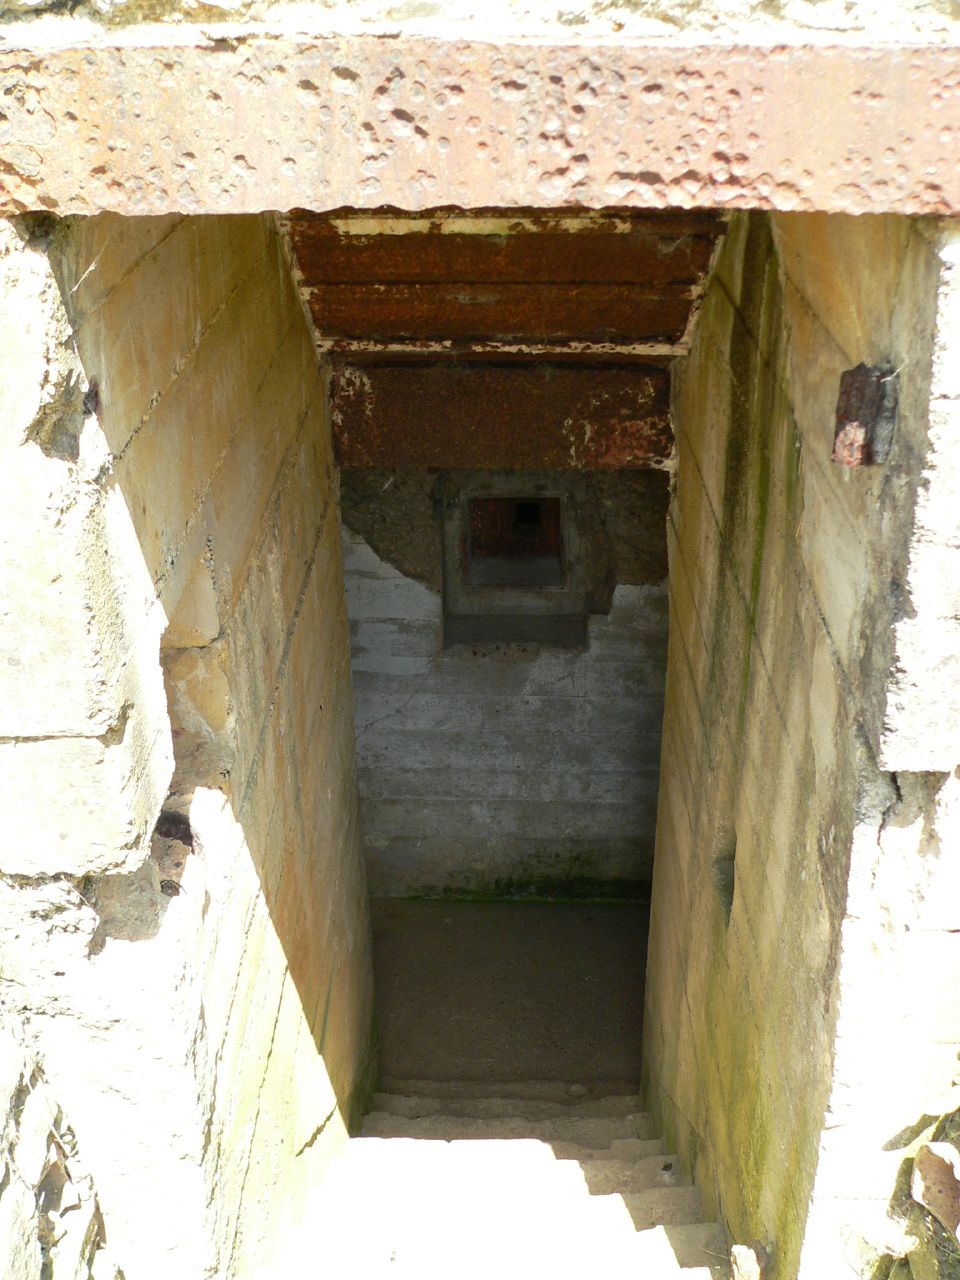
[643,209,947,1278]
[0,213,373,1279]
[340,468,669,896]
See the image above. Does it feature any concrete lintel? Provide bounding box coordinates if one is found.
[2,33,960,216]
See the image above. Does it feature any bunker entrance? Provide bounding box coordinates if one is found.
[298,207,726,1088]
[8,186,951,1280]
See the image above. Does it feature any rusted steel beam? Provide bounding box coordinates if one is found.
[306,283,693,344]
[289,214,721,287]
[0,36,958,216]
[324,345,675,364]
[330,363,672,469]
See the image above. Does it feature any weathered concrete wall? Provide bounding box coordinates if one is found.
[341,470,669,896]
[643,209,953,1278]
[0,213,374,1278]
[796,224,960,1280]
[0,1015,106,1280]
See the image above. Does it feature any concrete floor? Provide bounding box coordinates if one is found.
[370,899,650,1090]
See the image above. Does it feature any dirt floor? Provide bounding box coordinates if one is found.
[370,899,649,1090]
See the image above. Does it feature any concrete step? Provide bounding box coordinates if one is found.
[340,1134,587,1184]
[380,1076,641,1102]
[361,1110,657,1144]
[610,1185,705,1228]
[648,1221,728,1273]
[562,1151,684,1194]
[335,1091,730,1279]
[370,1090,650,1121]
[550,1135,664,1160]
[631,1223,727,1277]
[313,1147,659,1278]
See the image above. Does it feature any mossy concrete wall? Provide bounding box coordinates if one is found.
[643,210,953,1278]
[0,213,374,1278]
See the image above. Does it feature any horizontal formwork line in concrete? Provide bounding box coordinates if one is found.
[360,797,660,842]
[350,691,670,742]
[350,659,668,700]
[347,612,671,647]
[355,728,664,774]
[344,581,440,623]
[351,684,665,724]
[4,36,960,216]
[364,834,655,882]
[357,765,660,804]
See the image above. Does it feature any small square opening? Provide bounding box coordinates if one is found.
[464,496,564,587]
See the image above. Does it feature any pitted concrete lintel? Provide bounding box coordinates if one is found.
[1,34,959,216]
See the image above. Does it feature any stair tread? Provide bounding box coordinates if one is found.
[370,1091,650,1120]
[562,1152,685,1194]
[380,1077,642,1102]
[361,1111,656,1142]
[609,1184,705,1227]
[312,1090,730,1279]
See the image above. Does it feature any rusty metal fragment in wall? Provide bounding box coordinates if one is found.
[912,1141,960,1239]
[831,361,899,467]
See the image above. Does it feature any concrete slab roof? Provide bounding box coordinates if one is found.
[1,30,959,216]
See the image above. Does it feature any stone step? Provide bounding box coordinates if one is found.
[361,1110,657,1144]
[370,1090,650,1121]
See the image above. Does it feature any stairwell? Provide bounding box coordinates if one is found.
[313,1082,727,1277]
[298,902,729,1278]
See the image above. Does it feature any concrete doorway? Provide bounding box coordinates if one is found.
[301,207,722,1089]
[4,185,960,1280]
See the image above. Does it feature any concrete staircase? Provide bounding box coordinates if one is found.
[314,1081,729,1278]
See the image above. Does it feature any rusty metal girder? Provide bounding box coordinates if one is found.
[289,209,723,355]
[330,363,672,469]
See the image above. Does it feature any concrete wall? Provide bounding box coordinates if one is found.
[341,469,669,897]
[643,210,955,1279]
[796,223,960,1279]
[0,1017,106,1280]
[0,214,373,1279]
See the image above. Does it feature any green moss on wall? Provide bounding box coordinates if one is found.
[644,210,835,1280]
